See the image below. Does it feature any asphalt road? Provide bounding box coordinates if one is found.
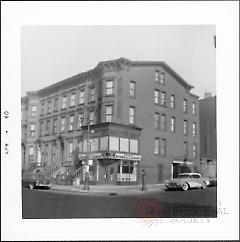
[22,187,217,218]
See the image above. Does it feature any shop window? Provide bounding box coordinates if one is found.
[130,139,138,153]
[120,138,129,152]
[90,138,99,152]
[100,136,109,151]
[109,136,119,151]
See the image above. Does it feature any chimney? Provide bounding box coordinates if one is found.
[204,92,212,98]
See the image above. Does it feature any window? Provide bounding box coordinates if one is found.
[89,110,95,125]
[78,140,83,153]
[130,139,138,153]
[160,73,165,84]
[44,144,49,164]
[191,174,200,179]
[160,114,166,131]
[155,70,160,82]
[192,102,196,115]
[160,139,166,156]
[170,95,175,109]
[183,99,188,113]
[184,120,188,136]
[77,113,84,129]
[41,102,45,115]
[171,117,175,133]
[100,136,109,151]
[154,138,160,154]
[30,123,35,137]
[52,143,56,163]
[90,138,99,152]
[29,146,34,162]
[69,115,74,131]
[70,93,76,107]
[90,87,95,102]
[54,98,58,111]
[184,142,188,157]
[129,106,135,124]
[53,119,58,134]
[120,138,129,152]
[60,117,65,132]
[79,89,85,104]
[106,80,113,95]
[67,142,73,162]
[31,105,37,116]
[47,100,52,113]
[193,143,197,158]
[129,81,136,97]
[193,122,197,136]
[154,113,160,129]
[105,105,113,122]
[40,121,44,136]
[46,120,50,135]
[154,90,159,104]
[160,91,166,106]
[109,137,119,151]
[62,95,67,109]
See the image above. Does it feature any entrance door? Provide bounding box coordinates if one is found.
[103,165,116,184]
[158,164,163,183]
[173,163,181,178]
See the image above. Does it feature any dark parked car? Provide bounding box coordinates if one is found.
[22,172,51,190]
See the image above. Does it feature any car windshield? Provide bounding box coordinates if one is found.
[178,174,190,178]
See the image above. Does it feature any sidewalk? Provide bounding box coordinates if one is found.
[51,183,165,195]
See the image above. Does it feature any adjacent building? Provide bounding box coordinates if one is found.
[21,57,200,185]
[199,94,217,178]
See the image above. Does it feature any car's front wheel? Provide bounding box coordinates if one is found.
[182,183,189,191]
[201,182,207,189]
[29,184,34,190]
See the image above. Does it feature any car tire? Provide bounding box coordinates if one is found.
[182,183,189,191]
[201,182,207,189]
[29,184,34,190]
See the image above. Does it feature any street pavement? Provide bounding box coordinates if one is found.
[22,185,217,218]
[51,183,165,195]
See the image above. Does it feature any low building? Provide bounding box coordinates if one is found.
[199,94,217,178]
[21,57,200,185]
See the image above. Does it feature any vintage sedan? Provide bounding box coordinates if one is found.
[165,173,210,191]
[22,172,51,190]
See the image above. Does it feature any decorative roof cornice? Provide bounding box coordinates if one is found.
[30,57,194,97]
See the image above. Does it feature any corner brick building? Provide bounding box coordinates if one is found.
[21,58,200,185]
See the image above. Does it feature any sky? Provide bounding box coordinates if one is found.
[21,25,216,98]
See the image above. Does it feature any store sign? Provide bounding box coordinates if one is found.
[113,153,141,161]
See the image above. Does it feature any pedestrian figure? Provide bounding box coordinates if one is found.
[83,172,90,190]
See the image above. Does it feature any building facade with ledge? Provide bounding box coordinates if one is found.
[21,57,200,185]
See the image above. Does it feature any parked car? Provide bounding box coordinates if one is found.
[22,172,51,190]
[165,173,210,191]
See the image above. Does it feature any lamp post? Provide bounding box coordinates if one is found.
[82,105,95,190]
[141,169,146,191]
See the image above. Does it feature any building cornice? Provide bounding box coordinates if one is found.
[27,57,195,98]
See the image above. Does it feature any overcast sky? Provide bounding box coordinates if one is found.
[21,25,216,98]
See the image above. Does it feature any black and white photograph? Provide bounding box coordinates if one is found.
[20,25,217,219]
[2,2,239,241]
